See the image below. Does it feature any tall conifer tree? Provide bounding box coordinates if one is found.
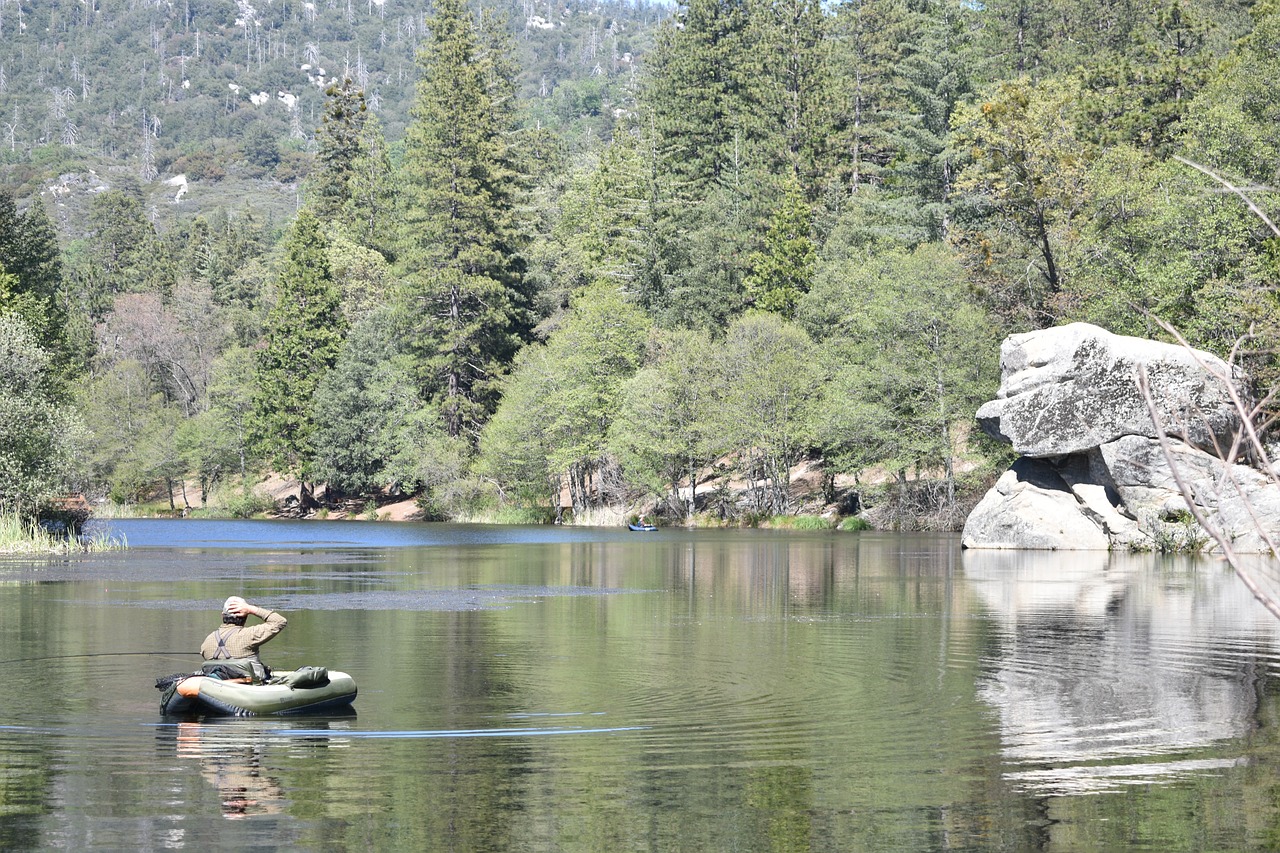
[827,0,913,193]
[644,0,758,198]
[398,0,530,440]
[757,0,833,192]
[251,210,346,485]
[313,78,369,223]
[0,193,71,374]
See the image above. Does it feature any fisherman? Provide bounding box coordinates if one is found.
[201,596,287,673]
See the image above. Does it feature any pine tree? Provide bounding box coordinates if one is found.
[975,0,1055,78]
[644,0,758,198]
[826,0,913,193]
[85,187,172,296]
[250,210,346,485]
[758,0,833,191]
[887,0,978,238]
[344,110,395,257]
[312,77,369,223]
[744,177,816,317]
[397,0,530,440]
[0,193,71,376]
[1079,0,1216,152]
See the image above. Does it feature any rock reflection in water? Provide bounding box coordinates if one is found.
[963,550,1280,795]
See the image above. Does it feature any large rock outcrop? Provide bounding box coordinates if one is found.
[962,323,1280,552]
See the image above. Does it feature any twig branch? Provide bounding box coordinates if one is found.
[1172,154,1280,239]
[1137,362,1280,620]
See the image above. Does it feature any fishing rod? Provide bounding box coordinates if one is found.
[0,651,198,665]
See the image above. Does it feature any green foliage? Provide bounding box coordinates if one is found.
[311,79,369,222]
[0,194,73,373]
[476,346,563,506]
[771,514,834,530]
[745,178,816,317]
[326,232,393,322]
[826,0,915,191]
[0,511,125,553]
[1058,145,1279,367]
[799,244,997,520]
[551,128,657,301]
[343,112,397,257]
[309,307,419,497]
[1078,0,1218,152]
[1179,1,1280,186]
[397,0,532,439]
[644,0,757,198]
[85,188,172,297]
[388,415,474,519]
[950,75,1093,326]
[243,123,282,171]
[479,284,651,510]
[5,0,1278,531]
[608,328,719,519]
[1134,510,1210,553]
[0,316,86,523]
[78,359,171,504]
[250,210,346,479]
[219,490,278,520]
[714,313,821,514]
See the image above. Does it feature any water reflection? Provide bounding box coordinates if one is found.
[7,522,1280,850]
[164,717,355,820]
[963,550,1279,795]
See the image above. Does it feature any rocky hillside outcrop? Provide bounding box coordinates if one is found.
[962,323,1279,552]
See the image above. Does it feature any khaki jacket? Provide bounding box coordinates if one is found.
[200,611,287,661]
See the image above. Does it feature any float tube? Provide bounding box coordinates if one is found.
[160,669,358,717]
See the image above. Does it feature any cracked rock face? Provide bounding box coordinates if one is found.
[975,323,1244,458]
[963,323,1277,552]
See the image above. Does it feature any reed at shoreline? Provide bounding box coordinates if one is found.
[0,513,127,554]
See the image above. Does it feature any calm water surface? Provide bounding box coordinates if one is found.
[2,520,1280,851]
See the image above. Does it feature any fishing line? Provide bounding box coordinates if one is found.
[0,651,197,665]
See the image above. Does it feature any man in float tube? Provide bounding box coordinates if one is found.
[200,596,287,681]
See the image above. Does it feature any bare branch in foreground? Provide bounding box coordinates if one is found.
[1173,155,1280,240]
[1137,361,1280,621]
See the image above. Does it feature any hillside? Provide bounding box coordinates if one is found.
[0,0,665,211]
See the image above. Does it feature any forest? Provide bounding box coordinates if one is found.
[0,0,1277,531]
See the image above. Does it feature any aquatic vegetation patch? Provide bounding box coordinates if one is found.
[0,513,127,554]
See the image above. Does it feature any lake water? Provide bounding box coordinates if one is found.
[2,519,1280,851]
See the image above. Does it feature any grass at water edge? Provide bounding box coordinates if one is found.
[0,513,127,554]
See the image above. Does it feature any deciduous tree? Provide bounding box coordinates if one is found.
[479,285,650,514]
[608,328,719,519]
[798,244,997,522]
[950,75,1092,327]
[0,315,84,523]
[713,312,820,514]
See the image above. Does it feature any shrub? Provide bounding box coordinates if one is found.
[787,515,835,530]
[221,490,276,519]
[1135,510,1209,553]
